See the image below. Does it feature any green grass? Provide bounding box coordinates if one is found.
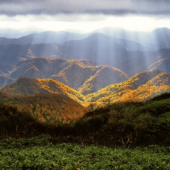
[0,135,170,170]
[0,91,170,169]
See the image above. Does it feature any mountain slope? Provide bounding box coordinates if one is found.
[5,57,128,94]
[95,27,170,50]
[10,58,96,80]
[78,65,129,95]
[85,69,170,104]
[1,69,170,110]
[0,91,87,125]
[0,57,98,87]
[49,60,129,94]
[1,27,170,50]
[58,33,130,62]
[58,33,170,77]
[112,71,170,103]
[0,75,15,87]
[0,43,63,67]
[10,58,71,79]
[1,32,170,80]
[0,77,85,103]
[51,61,102,90]
[147,49,170,73]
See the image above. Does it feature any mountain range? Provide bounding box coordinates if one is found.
[0,90,87,124]
[1,48,170,89]
[85,69,170,104]
[0,27,170,109]
[1,27,170,50]
[0,27,170,81]
[1,69,170,109]
[0,58,129,95]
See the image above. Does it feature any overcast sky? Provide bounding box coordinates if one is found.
[0,0,170,32]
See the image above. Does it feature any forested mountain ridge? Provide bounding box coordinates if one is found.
[1,69,170,109]
[0,77,85,103]
[0,57,129,94]
[85,69,170,107]
[0,90,87,124]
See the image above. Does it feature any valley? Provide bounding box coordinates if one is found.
[1,27,170,126]
[0,27,170,169]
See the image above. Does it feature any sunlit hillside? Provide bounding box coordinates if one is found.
[78,65,129,95]
[0,77,85,103]
[0,91,87,125]
[1,69,170,109]
[85,69,170,107]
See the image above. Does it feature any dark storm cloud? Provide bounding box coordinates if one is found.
[0,0,170,16]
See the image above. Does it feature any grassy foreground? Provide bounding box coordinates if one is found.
[0,135,170,170]
[0,92,170,169]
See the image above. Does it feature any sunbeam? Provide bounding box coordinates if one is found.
[1,2,170,167]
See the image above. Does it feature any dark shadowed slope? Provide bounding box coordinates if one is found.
[58,33,138,62]
[147,49,170,73]
[51,61,102,90]
[0,91,87,126]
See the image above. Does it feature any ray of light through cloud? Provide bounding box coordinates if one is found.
[0,13,169,74]
[0,0,169,102]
